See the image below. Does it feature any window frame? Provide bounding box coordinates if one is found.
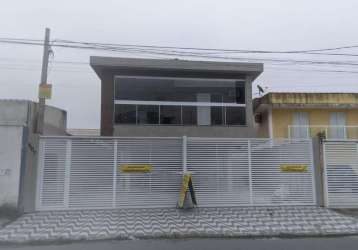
[113,75,247,127]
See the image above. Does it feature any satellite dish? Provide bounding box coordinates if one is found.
[257,85,265,96]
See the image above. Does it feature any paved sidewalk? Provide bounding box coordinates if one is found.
[1,206,358,243]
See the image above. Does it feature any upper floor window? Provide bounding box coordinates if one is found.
[291,112,309,138]
[329,112,347,139]
[114,76,246,126]
[114,76,245,104]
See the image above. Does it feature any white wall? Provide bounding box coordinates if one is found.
[0,125,23,208]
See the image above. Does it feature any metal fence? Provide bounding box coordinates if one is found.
[36,136,316,211]
[323,140,358,208]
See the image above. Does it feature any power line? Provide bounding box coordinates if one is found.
[2,37,358,69]
[2,37,358,59]
[54,38,358,54]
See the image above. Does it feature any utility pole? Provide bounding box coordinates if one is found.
[36,28,51,134]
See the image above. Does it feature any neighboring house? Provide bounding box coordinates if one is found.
[90,57,263,137]
[254,92,358,139]
[0,100,67,212]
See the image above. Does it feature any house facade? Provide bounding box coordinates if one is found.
[90,57,263,137]
[254,92,358,139]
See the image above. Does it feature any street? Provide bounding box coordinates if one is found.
[1,237,358,250]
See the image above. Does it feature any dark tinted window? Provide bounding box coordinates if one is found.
[115,77,245,104]
[182,106,197,125]
[160,106,181,125]
[137,105,159,124]
[226,107,246,125]
[211,106,224,125]
[235,82,245,104]
[114,104,136,124]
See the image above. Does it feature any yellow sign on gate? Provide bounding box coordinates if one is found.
[280,164,308,172]
[119,164,152,173]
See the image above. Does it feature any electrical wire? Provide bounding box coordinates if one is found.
[1,37,358,74]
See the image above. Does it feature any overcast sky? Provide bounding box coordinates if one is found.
[1,0,358,128]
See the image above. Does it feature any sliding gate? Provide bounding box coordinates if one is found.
[323,140,358,208]
[36,136,316,211]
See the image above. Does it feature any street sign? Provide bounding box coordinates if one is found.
[38,84,52,99]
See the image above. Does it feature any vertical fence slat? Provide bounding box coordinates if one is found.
[248,140,253,205]
[63,139,72,208]
[323,142,329,207]
[35,139,45,210]
[113,140,118,208]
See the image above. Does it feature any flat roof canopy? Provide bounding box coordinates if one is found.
[90,56,264,80]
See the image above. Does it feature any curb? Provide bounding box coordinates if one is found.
[1,231,358,246]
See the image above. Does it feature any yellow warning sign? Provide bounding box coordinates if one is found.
[280,164,308,172]
[38,84,52,99]
[120,164,152,173]
[178,173,197,208]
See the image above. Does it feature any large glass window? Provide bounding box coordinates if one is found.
[137,105,159,124]
[160,106,181,125]
[292,112,309,138]
[115,77,246,104]
[211,106,224,125]
[114,76,247,126]
[182,106,197,125]
[225,107,246,125]
[329,112,347,139]
[115,104,136,124]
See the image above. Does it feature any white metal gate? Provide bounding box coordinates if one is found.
[323,140,358,208]
[36,137,182,210]
[36,136,316,211]
[187,138,316,207]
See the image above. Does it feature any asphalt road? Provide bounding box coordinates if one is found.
[2,237,358,250]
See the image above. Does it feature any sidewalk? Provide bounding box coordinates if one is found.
[1,206,358,244]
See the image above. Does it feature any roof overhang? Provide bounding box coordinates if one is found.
[90,56,263,80]
[254,92,358,113]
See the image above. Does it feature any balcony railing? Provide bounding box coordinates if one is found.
[288,125,358,139]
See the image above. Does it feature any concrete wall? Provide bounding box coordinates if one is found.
[0,100,67,213]
[20,103,67,212]
[41,104,67,135]
[0,100,28,125]
[0,125,24,209]
[114,124,257,137]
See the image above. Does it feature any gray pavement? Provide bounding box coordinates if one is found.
[1,206,358,243]
[2,237,358,250]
